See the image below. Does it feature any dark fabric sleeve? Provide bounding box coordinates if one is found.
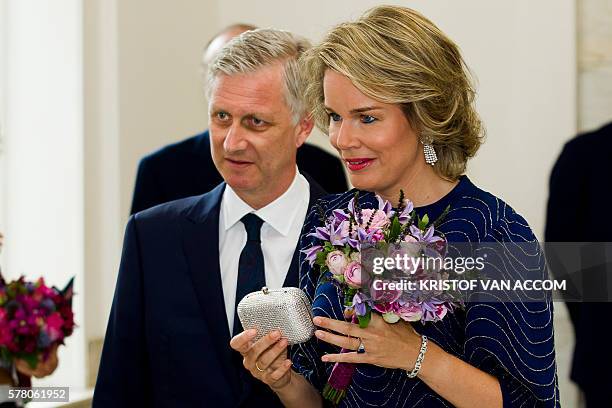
[93,216,152,407]
[464,206,559,407]
[292,204,327,389]
[545,141,585,243]
[544,142,584,328]
[130,157,165,215]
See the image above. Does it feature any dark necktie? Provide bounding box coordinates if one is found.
[233,213,265,336]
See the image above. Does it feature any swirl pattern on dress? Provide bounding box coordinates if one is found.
[293,176,560,407]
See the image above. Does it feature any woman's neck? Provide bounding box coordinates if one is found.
[377,166,458,208]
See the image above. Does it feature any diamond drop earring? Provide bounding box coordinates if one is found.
[421,139,438,165]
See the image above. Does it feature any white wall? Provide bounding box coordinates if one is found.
[3,0,86,390]
[578,0,612,132]
[116,0,218,220]
[0,0,7,264]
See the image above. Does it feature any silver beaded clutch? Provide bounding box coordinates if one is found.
[237,287,315,345]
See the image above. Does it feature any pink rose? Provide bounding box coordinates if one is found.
[397,303,423,322]
[326,250,348,276]
[359,209,390,231]
[344,261,362,288]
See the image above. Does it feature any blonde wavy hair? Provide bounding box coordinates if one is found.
[302,5,484,179]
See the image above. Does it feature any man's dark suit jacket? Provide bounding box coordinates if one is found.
[130,130,347,214]
[545,121,612,407]
[93,180,327,407]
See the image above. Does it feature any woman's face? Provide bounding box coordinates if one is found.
[323,69,423,199]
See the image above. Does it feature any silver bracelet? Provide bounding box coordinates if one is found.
[406,335,428,378]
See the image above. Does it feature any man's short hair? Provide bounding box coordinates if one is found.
[206,28,311,124]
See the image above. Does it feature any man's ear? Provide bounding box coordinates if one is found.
[294,114,315,148]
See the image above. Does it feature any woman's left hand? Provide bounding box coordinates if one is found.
[313,313,422,371]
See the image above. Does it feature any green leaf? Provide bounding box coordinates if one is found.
[315,250,328,267]
[418,214,429,230]
[388,217,401,242]
[20,353,39,370]
[358,310,371,328]
[0,347,11,366]
[432,204,451,227]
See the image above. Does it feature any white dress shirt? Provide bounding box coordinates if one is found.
[218,170,310,333]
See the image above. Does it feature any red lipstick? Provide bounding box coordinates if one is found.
[345,158,374,171]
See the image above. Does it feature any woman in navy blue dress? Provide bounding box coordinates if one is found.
[232,5,559,407]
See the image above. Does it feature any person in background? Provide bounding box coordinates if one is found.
[545,121,612,407]
[130,24,348,215]
[94,29,326,407]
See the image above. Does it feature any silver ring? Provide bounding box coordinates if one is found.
[255,362,265,372]
[357,338,366,354]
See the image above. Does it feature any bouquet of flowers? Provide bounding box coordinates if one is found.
[303,191,462,404]
[0,275,75,370]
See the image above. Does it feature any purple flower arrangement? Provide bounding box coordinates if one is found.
[0,276,75,369]
[303,191,461,404]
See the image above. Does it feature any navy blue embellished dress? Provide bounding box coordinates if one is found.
[293,176,559,407]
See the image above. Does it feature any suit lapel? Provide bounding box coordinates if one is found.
[180,183,240,393]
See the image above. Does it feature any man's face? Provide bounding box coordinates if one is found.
[209,62,310,206]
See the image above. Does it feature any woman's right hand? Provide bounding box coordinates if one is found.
[230,329,293,391]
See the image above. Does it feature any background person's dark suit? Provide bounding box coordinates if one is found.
[93,180,326,407]
[545,121,612,407]
[131,130,348,214]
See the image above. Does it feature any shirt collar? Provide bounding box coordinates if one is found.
[221,168,310,236]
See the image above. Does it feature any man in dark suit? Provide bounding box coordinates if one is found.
[94,29,326,407]
[545,121,612,407]
[130,24,347,215]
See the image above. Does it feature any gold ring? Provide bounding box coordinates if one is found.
[255,362,265,372]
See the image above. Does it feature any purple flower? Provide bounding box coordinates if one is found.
[410,225,444,244]
[376,195,393,217]
[309,226,330,241]
[332,209,349,223]
[347,197,357,215]
[301,245,323,266]
[398,199,414,224]
[352,292,368,316]
[329,222,350,246]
